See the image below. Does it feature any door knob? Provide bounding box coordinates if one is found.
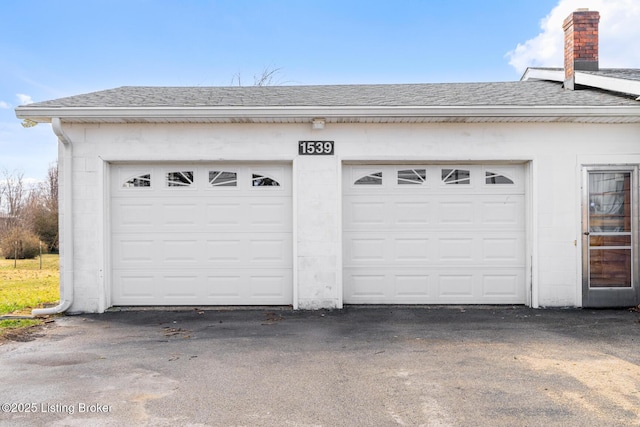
[583,232,590,235]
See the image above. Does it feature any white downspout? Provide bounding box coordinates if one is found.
[33,118,73,316]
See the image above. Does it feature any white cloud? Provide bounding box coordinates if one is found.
[16,93,33,105]
[507,0,640,73]
[0,101,10,109]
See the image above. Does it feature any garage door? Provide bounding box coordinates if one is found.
[111,164,292,306]
[343,164,526,304]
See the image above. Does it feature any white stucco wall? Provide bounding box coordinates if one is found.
[58,120,640,313]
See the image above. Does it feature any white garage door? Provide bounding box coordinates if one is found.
[111,163,292,306]
[343,164,526,304]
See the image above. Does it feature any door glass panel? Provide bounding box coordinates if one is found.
[589,235,631,247]
[589,172,631,232]
[588,171,632,288]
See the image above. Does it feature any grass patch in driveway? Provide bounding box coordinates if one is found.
[0,254,60,340]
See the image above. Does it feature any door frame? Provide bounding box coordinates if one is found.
[581,165,639,307]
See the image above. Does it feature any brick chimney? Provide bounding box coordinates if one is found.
[563,9,600,90]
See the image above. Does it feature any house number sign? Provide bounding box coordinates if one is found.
[298,141,334,155]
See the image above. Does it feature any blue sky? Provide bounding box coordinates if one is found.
[1,0,638,182]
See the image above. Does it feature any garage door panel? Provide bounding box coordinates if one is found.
[438,237,475,261]
[395,238,431,261]
[481,199,523,225]
[250,274,291,297]
[206,275,242,298]
[249,238,290,263]
[111,201,157,231]
[162,239,201,264]
[113,238,156,266]
[346,232,524,267]
[345,196,524,231]
[162,203,200,226]
[111,163,292,306]
[343,164,526,304]
[349,273,388,298]
[482,237,524,262]
[394,201,431,225]
[249,201,291,226]
[482,273,523,298]
[205,202,242,227]
[438,274,475,297]
[162,275,200,299]
[113,268,292,305]
[113,272,157,301]
[206,239,244,263]
[344,267,524,303]
[345,233,436,264]
[438,201,475,224]
[395,274,430,297]
[348,237,387,261]
[348,200,386,225]
[114,233,292,267]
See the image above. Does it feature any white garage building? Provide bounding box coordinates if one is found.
[16,10,640,313]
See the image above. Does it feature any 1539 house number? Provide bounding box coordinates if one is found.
[298,141,334,155]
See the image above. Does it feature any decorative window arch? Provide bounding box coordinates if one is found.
[123,173,151,188]
[252,173,280,187]
[397,169,426,185]
[354,172,382,185]
[166,171,194,187]
[485,171,514,184]
[209,171,237,187]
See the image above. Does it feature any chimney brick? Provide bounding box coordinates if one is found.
[563,9,600,90]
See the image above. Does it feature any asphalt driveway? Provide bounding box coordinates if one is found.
[1,306,639,426]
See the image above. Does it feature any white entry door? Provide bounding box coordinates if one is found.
[343,164,526,304]
[110,163,292,306]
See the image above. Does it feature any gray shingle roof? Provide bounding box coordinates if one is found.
[580,68,640,82]
[23,80,640,109]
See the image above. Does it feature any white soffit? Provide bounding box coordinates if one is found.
[521,68,564,82]
[522,68,640,100]
[575,72,640,98]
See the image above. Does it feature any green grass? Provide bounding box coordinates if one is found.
[0,318,42,328]
[0,254,60,338]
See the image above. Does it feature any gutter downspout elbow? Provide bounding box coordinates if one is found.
[33,118,73,316]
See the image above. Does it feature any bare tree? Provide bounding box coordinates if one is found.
[37,163,59,252]
[231,66,285,86]
[42,163,58,213]
[23,163,59,253]
[1,168,25,217]
[0,164,59,257]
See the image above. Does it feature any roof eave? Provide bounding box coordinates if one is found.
[15,105,640,124]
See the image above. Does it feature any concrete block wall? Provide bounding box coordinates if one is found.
[59,121,640,312]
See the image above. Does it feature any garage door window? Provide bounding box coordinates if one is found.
[209,171,237,187]
[442,168,470,185]
[485,171,514,185]
[355,172,383,185]
[397,169,426,185]
[252,174,280,187]
[123,174,151,188]
[166,171,194,187]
